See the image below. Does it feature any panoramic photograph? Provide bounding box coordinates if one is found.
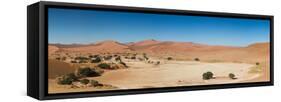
[48,8,270,94]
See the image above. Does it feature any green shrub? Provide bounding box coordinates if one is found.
[71,60,77,63]
[167,57,173,60]
[89,55,94,58]
[202,71,214,80]
[90,80,100,87]
[78,60,87,63]
[194,58,200,61]
[56,57,61,60]
[93,68,104,74]
[143,53,149,60]
[98,63,111,69]
[57,73,78,85]
[131,56,136,59]
[229,73,236,79]
[60,57,66,61]
[91,57,101,63]
[75,56,89,60]
[256,62,260,65]
[104,55,112,60]
[155,61,160,65]
[115,56,121,62]
[67,73,78,81]
[80,79,90,85]
[76,67,101,77]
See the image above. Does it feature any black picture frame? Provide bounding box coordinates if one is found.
[27,1,274,100]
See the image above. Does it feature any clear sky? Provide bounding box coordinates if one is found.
[48,8,270,46]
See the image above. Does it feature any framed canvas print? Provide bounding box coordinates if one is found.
[27,1,274,100]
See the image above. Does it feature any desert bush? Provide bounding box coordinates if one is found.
[155,61,160,65]
[144,57,149,60]
[98,63,111,69]
[143,53,149,60]
[75,56,89,60]
[256,62,260,65]
[62,57,66,61]
[90,80,100,87]
[67,73,79,81]
[76,67,101,77]
[131,56,136,59]
[78,60,87,63]
[167,57,173,60]
[89,55,94,58]
[56,57,61,60]
[80,79,90,85]
[104,55,112,60]
[93,68,104,74]
[194,58,200,61]
[91,57,101,63]
[71,60,77,63]
[124,56,129,59]
[89,55,99,58]
[57,73,78,85]
[120,61,128,68]
[228,73,236,79]
[115,56,122,62]
[202,71,214,80]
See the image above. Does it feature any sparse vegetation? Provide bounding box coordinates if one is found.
[256,62,260,65]
[78,60,87,63]
[155,61,160,65]
[91,57,101,63]
[131,56,136,59]
[229,73,237,79]
[98,63,111,69]
[120,61,128,68]
[71,60,77,63]
[80,79,90,85]
[143,53,149,60]
[167,57,173,60]
[57,73,78,85]
[115,56,122,62]
[61,57,66,61]
[56,57,61,60]
[104,55,112,60]
[90,80,100,87]
[202,71,214,80]
[75,56,89,60]
[76,67,101,77]
[194,58,200,61]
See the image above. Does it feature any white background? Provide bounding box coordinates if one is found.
[0,0,279,101]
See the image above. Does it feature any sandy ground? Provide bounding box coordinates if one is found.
[48,60,260,93]
[90,61,258,89]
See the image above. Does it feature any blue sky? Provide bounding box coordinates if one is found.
[48,8,270,46]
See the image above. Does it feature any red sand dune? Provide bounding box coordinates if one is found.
[49,40,269,63]
[60,40,131,53]
[48,45,59,55]
[48,59,76,78]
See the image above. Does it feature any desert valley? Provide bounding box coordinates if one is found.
[48,39,270,94]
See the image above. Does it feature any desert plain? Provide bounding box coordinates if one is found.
[48,39,270,94]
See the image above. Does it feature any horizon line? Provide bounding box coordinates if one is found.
[48,39,270,47]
